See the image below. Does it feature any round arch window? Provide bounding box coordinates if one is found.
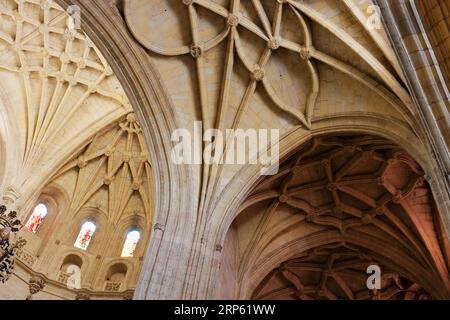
[26,203,48,233]
[74,221,96,250]
[121,228,141,257]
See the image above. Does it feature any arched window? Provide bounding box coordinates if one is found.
[74,221,96,250]
[106,263,128,282]
[26,203,48,233]
[60,254,83,290]
[121,229,140,257]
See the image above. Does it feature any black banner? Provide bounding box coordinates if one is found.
[0,300,445,319]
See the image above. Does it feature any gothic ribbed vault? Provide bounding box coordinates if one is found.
[223,135,450,300]
[0,0,448,300]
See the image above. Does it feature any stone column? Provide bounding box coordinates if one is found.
[375,0,450,186]
[375,0,450,241]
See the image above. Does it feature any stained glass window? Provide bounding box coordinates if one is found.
[74,221,96,250]
[26,203,48,233]
[121,229,140,257]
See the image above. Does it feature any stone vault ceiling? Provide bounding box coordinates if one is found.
[117,0,450,299]
[125,0,413,130]
[51,113,152,226]
[0,0,447,300]
[7,114,153,297]
[0,0,131,214]
[123,0,421,222]
[0,0,153,297]
[253,246,432,300]
[0,1,152,298]
[234,135,450,299]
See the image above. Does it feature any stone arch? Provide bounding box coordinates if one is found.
[67,208,107,254]
[183,116,448,299]
[61,253,84,270]
[106,262,128,281]
[241,233,444,299]
[209,118,448,246]
[95,258,136,291]
[43,0,450,300]
[55,250,89,284]
[214,131,450,300]
[90,259,136,292]
[246,236,438,300]
[53,0,197,299]
[111,215,148,258]
[24,184,69,236]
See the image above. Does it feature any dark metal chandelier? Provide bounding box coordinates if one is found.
[0,205,26,283]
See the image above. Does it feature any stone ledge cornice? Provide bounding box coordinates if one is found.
[16,260,135,299]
